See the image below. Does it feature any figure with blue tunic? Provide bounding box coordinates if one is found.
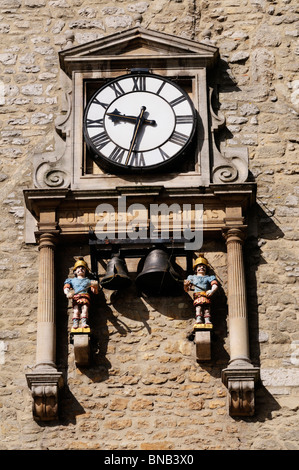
[184,254,218,326]
[64,257,98,329]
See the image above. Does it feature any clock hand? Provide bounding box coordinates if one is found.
[107,108,156,126]
[125,106,147,165]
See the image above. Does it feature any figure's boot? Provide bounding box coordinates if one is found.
[204,314,212,325]
[195,314,203,324]
[81,316,89,329]
[72,318,79,329]
[195,306,203,325]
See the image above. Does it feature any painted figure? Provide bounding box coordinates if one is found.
[184,254,218,325]
[64,257,98,329]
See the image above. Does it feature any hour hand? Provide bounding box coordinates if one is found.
[107,108,136,124]
[107,108,156,126]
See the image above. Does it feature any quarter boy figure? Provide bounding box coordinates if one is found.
[184,254,218,326]
[64,257,98,329]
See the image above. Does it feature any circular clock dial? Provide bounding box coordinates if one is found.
[83,73,196,171]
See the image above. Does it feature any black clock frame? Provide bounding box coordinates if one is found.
[83,71,197,174]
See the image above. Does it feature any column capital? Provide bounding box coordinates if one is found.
[222,226,247,245]
[36,231,60,250]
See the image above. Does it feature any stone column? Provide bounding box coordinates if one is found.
[224,228,250,364]
[36,232,57,368]
[26,232,63,421]
[222,227,259,416]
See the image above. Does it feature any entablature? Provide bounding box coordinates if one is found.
[24,182,255,243]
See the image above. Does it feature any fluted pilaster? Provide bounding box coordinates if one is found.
[26,231,63,421]
[224,227,250,364]
[36,232,57,369]
[222,227,259,416]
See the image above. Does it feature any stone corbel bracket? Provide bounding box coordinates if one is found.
[222,364,260,417]
[33,72,72,189]
[209,87,249,184]
[70,329,91,367]
[194,325,212,361]
[26,369,63,422]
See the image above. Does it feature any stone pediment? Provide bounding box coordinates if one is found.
[59,26,219,77]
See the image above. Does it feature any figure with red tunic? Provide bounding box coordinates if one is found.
[64,257,98,329]
[184,254,218,326]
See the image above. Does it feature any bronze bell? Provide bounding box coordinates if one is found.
[101,254,131,290]
[136,247,182,296]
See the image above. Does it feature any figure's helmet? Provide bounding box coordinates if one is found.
[73,257,89,272]
[193,254,209,271]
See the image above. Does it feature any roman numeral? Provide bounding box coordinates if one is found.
[129,152,145,167]
[176,115,193,124]
[109,81,125,97]
[109,146,125,163]
[93,98,108,109]
[90,131,110,149]
[169,131,188,146]
[170,95,186,107]
[156,81,166,95]
[86,118,104,128]
[132,76,146,91]
[158,148,170,161]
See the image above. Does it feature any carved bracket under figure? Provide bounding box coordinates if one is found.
[70,328,91,367]
[26,369,63,421]
[222,364,260,416]
[194,324,212,361]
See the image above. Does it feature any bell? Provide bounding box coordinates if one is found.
[136,248,182,296]
[101,254,131,290]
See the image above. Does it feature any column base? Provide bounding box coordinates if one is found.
[26,369,63,421]
[221,360,260,417]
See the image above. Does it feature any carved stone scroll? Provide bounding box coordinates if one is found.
[26,370,63,422]
[33,72,72,189]
[34,132,71,189]
[212,147,249,184]
[209,87,249,184]
[222,367,257,417]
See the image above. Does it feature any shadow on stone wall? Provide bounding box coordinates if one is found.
[54,201,285,424]
[244,202,285,421]
[55,243,230,423]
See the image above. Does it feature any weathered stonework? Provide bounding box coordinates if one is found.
[0,0,298,451]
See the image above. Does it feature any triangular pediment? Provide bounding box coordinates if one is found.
[59,27,218,76]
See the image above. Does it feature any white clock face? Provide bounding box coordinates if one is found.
[84,73,196,171]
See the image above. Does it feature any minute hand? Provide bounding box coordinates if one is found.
[125,106,147,165]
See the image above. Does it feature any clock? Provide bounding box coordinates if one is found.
[83,71,196,172]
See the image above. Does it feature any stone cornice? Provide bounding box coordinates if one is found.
[59,26,219,77]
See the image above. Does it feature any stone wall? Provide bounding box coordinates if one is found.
[0,0,298,451]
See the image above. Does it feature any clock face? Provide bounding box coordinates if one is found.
[83,72,196,172]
